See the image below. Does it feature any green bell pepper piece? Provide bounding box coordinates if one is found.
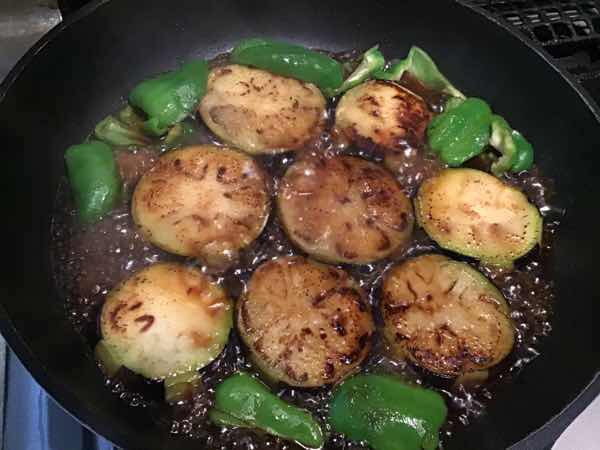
[489,115,518,176]
[231,38,344,93]
[510,129,534,172]
[329,374,447,450]
[65,140,122,224]
[427,97,493,166]
[489,115,534,174]
[210,373,324,448]
[163,121,194,149]
[209,409,250,428]
[374,46,465,99]
[117,105,146,131]
[94,115,151,147]
[327,45,385,96]
[129,59,209,136]
[444,96,465,112]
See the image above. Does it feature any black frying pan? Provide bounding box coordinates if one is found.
[1,0,599,449]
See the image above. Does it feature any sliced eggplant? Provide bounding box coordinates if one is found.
[99,262,233,380]
[132,145,270,269]
[198,64,327,154]
[237,256,375,387]
[381,254,515,377]
[414,168,542,267]
[277,154,414,264]
[334,79,431,151]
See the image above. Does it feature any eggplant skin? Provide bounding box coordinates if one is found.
[277,154,414,264]
[415,168,542,267]
[237,256,375,387]
[198,64,327,154]
[100,262,233,380]
[334,79,431,151]
[132,145,270,269]
[381,254,515,377]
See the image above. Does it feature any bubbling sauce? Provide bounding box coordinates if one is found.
[50,60,558,449]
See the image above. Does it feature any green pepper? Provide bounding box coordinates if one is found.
[129,59,209,136]
[163,121,194,149]
[427,97,493,166]
[489,115,518,176]
[231,38,344,93]
[94,115,151,147]
[375,46,465,99]
[209,373,324,448]
[65,140,122,224]
[329,374,447,450]
[327,45,385,96]
[510,129,534,172]
[117,105,146,131]
[444,96,465,112]
[489,115,534,175]
[209,409,248,428]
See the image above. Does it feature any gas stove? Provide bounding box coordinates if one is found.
[468,0,600,99]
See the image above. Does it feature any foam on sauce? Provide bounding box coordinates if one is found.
[50,61,558,449]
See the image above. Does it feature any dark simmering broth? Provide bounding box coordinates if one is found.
[50,53,558,449]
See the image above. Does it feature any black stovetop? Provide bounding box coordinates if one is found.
[468,0,600,98]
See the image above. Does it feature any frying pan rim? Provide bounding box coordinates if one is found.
[457,2,600,448]
[1,0,598,448]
